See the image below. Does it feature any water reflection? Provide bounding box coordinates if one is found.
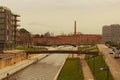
[7,54,68,80]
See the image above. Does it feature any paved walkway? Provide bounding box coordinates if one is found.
[79,54,94,80]
[4,50,24,53]
[97,44,120,80]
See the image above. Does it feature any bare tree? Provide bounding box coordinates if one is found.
[18,28,32,47]
[44,32,51,37]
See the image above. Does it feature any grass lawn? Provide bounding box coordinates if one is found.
[86,54,113,80]
[78,45,99,53]
[85,46,99,52]
[16,47,47,52]
[78,47,85,51]
[57,58,83,80]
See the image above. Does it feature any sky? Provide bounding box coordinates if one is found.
[0,0,120,35]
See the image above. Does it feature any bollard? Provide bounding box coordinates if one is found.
[7,73,9,80]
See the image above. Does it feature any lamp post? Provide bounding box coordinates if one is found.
[7,73,9,80]
[100,66,109,80]
[93,57,95,75]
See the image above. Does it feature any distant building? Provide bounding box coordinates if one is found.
[33,20,102,45]
[103,24,120,43]
[33,34,102,46]
[0,6,20,51]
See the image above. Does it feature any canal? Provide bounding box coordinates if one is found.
[6,46,73,80]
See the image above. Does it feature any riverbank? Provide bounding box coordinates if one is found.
[0,47,56,80]
[0,54,47,80]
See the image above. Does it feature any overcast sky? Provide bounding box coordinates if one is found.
[0,0,120,35]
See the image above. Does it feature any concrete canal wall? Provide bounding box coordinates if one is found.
[0,47,72,80]
[0,47,55,80]
[0,54,47,80]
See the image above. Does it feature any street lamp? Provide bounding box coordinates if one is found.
[6,73,9,80]
[100,66,109,80]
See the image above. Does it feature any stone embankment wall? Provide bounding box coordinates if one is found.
[0,53,26,69]
[0,51,38,69]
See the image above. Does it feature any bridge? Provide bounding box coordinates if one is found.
[35,43,93,47]
[26,50,98,55]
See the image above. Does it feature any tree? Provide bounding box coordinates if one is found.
[44,32,51,37]
[18,28,32,47]
[77,32,82,35]
[40,34,44,37]
[34,34,40,38]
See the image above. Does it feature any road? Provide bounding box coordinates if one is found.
[5,46,72,80]
[98,44,120,80]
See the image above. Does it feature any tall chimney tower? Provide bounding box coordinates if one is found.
[74,20,76,36]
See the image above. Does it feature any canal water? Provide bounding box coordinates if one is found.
[6,46,72,80]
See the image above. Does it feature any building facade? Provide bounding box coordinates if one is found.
[0,6,20,51]
[33,34,102,46]
[103,24,120,43]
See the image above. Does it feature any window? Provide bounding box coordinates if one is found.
[11,21,15,25]
[12,16,15,20]
[12,37,14,40]
[0,9,4,12]
[0,36,5,40]
[0,30,5,34]
[0,24,5,29]
[0,13,5,17]
[7,30,9,35]
[0,19,5,23]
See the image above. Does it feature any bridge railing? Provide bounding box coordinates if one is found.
[26,50,98,55]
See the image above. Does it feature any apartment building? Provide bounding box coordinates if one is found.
[0,6,20,51]
[103,24,120,43]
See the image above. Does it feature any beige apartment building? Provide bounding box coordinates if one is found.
[0,6,20,51]
[103,24,120,43]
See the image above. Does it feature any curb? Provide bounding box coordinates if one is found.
[53,56,68,80]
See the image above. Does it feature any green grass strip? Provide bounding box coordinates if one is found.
[57,58,83,80]
[78,47,85,51]
[86,54,113,80]
[16,47,47,52]
[86,46,99,52]
[78,45,99,53]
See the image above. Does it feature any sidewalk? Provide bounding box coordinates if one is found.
[69,47,94,80]
[4,50,24,53]
[79,54,94,80]
[0,54,47,80]
[97,44,120,80]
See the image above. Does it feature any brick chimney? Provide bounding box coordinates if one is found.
[74,20,76,36]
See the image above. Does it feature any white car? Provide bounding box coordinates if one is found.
[109,49,114,54]
[112,49,120,58]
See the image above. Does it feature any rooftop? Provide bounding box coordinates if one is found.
[0,6,11,11]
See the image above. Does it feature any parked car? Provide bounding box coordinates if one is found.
[111,47,117,52]
[113,49,120,58]
[109,49,114,54]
